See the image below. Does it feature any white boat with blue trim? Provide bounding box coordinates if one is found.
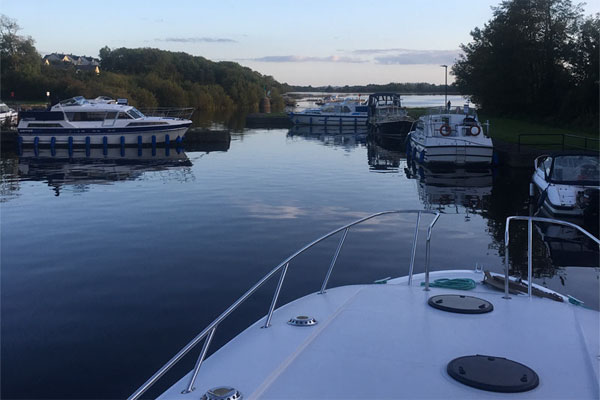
[408,105,493,165]
[288,100,368,126]
[17,96,193,145]
[128,211,599,400]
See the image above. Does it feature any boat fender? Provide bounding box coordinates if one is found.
[440,124,452,136]
[529,183,534,197]
[469,126,481,136]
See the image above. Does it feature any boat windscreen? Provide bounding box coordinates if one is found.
[551,155,599,184]
[128,108,145,119]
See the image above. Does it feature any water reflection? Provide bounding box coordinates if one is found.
[287,125,368,149]
[7,147,193,197]
[404,162,492,217]
[367,133,405,172]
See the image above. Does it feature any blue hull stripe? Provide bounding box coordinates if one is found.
[18,123,191,136]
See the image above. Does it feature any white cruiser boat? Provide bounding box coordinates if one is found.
[288,100,368,126]
[531,153,599,219]
[408,106,493,165]
[17,96,193,145]
[129,211,599,400]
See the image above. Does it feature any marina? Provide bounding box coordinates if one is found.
[2,0,599,396]
[1,124,598,398]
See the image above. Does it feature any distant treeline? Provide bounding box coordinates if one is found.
[288,82,458,94]
[0,15,288,112]
[452,0,599,129]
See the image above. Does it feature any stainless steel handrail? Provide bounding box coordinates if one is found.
[503,216,600,299]
[128,210,439,400]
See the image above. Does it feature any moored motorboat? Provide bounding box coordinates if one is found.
[531,153,599,220]
[17,96,193,145]
[407,105,493,165]
[128,211,600,400]
[288,99,368,126]
[367,92,413,134]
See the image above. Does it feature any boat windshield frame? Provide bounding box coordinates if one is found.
[548,154,600,186]
[128,108,145,119]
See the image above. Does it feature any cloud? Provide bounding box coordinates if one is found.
[376,50,459,65]
[157,37,237,43]
[246,55,367,63]
[349,48,460,65]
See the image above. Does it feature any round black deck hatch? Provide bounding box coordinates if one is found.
[447,355,539,393]
[428,294,493,314]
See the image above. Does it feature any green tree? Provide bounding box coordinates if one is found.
[452,0,596,127]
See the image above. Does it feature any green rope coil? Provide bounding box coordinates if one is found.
[420,278,477,290]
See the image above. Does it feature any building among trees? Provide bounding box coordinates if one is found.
[43,53,100,74]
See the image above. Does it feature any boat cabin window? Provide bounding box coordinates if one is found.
[118,112,133,119]
[341,106,351,113]
[105,112,117,120]
[551,155,599,184]
[128,108,144,119]
[0,105,10,113]
[65,112,107,122]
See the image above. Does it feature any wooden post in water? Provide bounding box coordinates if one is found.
[259,97,271,114]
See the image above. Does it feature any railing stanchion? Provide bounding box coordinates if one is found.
[320,228,349,294]
[263,262,289,328]
[407,212,421,285]
[503,218,512,299]
[184,326,217,394]
[423,213,439,291]
[527,219,533,297]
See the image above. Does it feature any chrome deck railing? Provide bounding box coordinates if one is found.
[129,210,440,399]
[503,216,600,299]
[139,107,195,120]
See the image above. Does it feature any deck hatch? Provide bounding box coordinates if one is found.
[447,355,539,392]
[428,294,493,314]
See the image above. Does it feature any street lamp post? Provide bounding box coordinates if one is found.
[440,65,448,110]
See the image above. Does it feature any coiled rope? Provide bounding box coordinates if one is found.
[420,278,477,290]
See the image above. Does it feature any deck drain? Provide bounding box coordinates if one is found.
[428,294,493,314]
[288,315,317,326]
[200,386,243,400]
[447,355,539,392]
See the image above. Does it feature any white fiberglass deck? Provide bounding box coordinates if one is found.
[159,270,599,399]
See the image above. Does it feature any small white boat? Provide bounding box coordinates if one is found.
[17,96,193,145]
[408,105,493,165]
[129,211,600,400]
[367,93,412,134]
[531,153,599,218]
[288,100,368,126]
[0,102,18,126]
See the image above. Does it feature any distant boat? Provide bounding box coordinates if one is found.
[0,102,18,126]
[288,99,368,126]
[17,96,193,145]
[407,105,493,165]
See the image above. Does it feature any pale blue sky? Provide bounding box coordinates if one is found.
[3,0,599,85]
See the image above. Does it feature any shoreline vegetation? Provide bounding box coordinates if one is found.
[2,0,598,140]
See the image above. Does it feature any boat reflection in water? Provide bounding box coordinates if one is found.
[404,161,493,218]
[17,146,193,196]
[366,132,406,172]
[287,125,368,148]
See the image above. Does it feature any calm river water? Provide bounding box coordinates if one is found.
[1,108,598,398]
